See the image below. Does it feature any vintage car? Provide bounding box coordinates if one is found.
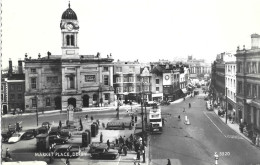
[42,122,51,129]
[49,127,61,136]
[90,145,119,160]
[8,132,25,143]
[60,130,72,139]
[1,131,14,142]
[54,144,81,158]
[49,135,68,145]
[22,129,37,140]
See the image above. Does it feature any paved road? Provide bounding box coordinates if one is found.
[150,90,260,165]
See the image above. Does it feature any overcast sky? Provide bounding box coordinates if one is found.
[2,0,260,68]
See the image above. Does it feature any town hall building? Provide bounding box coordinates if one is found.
[24,3,115,112]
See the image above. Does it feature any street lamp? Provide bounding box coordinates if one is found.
[140,79,146,163]
[34,95,38,126]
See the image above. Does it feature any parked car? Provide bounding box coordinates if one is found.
[60,130,72,139]
[42,122,51,129]
[160,100,170,106]
[37,126,50,134]
[22,129,37,140]
[49,135,68,145]
[54,144,81,158]
[90,145,119,160]
[8,132,25,143]
[1,131,14,142]
[49,126,61,136]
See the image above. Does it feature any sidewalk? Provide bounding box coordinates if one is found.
[213,108,255,145]
[1,104,140,118]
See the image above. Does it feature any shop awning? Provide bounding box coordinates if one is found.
[152,93,163,98]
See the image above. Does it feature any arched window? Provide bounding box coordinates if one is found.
[66,35,70,46]
[71,35,75,46]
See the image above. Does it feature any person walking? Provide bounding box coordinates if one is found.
[59,120,62,129]
[91,116,94,122]
[189,103,191,108]
[6,148,10,158]
[107,139,110,149]
[167,158,171,165]
[100,132,103,143]
[65,158,70,165]
[122,144,128,156]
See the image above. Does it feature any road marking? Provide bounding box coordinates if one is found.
[203,112,226,137]
[225,135,243,139]
[116,155,121,165]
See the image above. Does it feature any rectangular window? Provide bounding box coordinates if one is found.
[252,62,257,73]
[238,81,242,94]
[143,77,149,83]
[247,83,251,96]
[103,67,109,71]
[18,94,22,99]
[32,98,37,108]
[156,87,159,92]
[10,85,15,91]
[129,77,134,82]
[46,98,51,106]
[124,77,128,82]
[116,77,122,83]
[1,85,3,90]
[31,78,37,89]
[104,94,109,100]
[156,79,159,84]
[116,87,122,93]
[104,75,109,85]
[144,85,149,91]
[17,84,22,91]
[117,67,122,72]
[129,86,133,92]
[10,94,15,100]
[129,66,135,72]
[124,87,128,92]
[85,75,96,82]
[1,94,3,101]
[252,85,257,98]
[31,68,36,73]
[246,62,251,73]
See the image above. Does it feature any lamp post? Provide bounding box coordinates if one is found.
[35,95,38,126]
[140,79,146,163]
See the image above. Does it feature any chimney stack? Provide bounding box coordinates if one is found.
[8,58,13,76]
[18,59,23,74]
[251,33,260,49]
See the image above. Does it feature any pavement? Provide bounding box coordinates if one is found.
[212,108,260,148]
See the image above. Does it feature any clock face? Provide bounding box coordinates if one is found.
[66,23,73,31]
[165,75,170,80]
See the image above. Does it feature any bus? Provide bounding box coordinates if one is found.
[149,106,163,133]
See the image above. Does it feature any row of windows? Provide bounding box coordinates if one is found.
[10,84,23,91]
[115,66,135,72]
[116,86,150,93]
[10,93,23,100]
[237,62,260,74]
[237,82,260,99]
[226,77,236,89]
[226,65,236,75]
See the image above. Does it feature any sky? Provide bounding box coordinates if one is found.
[2,0,260,68]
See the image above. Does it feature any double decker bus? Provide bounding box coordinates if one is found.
[149,106,163,133]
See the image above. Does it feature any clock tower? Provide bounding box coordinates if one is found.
[60,3,80,59]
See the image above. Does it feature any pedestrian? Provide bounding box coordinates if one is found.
[167,158,171,165]
[59,120,62,129]
[189,103,191,108]
[129,140,133,150]
[65,158,70,165]
[91,116,93,122]
[122,144,128,156]
[129,134,133,142]
[119,136,123,145]
[107,139,110,149]
[100,132,103,143]
[125,138,129,148]
[178,115,181,121]
[85,114,88,120]
[6,148,10,158]
[115,138,119,145]
[183,108,185,112]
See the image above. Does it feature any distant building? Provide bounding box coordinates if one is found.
[1,59,25,114]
